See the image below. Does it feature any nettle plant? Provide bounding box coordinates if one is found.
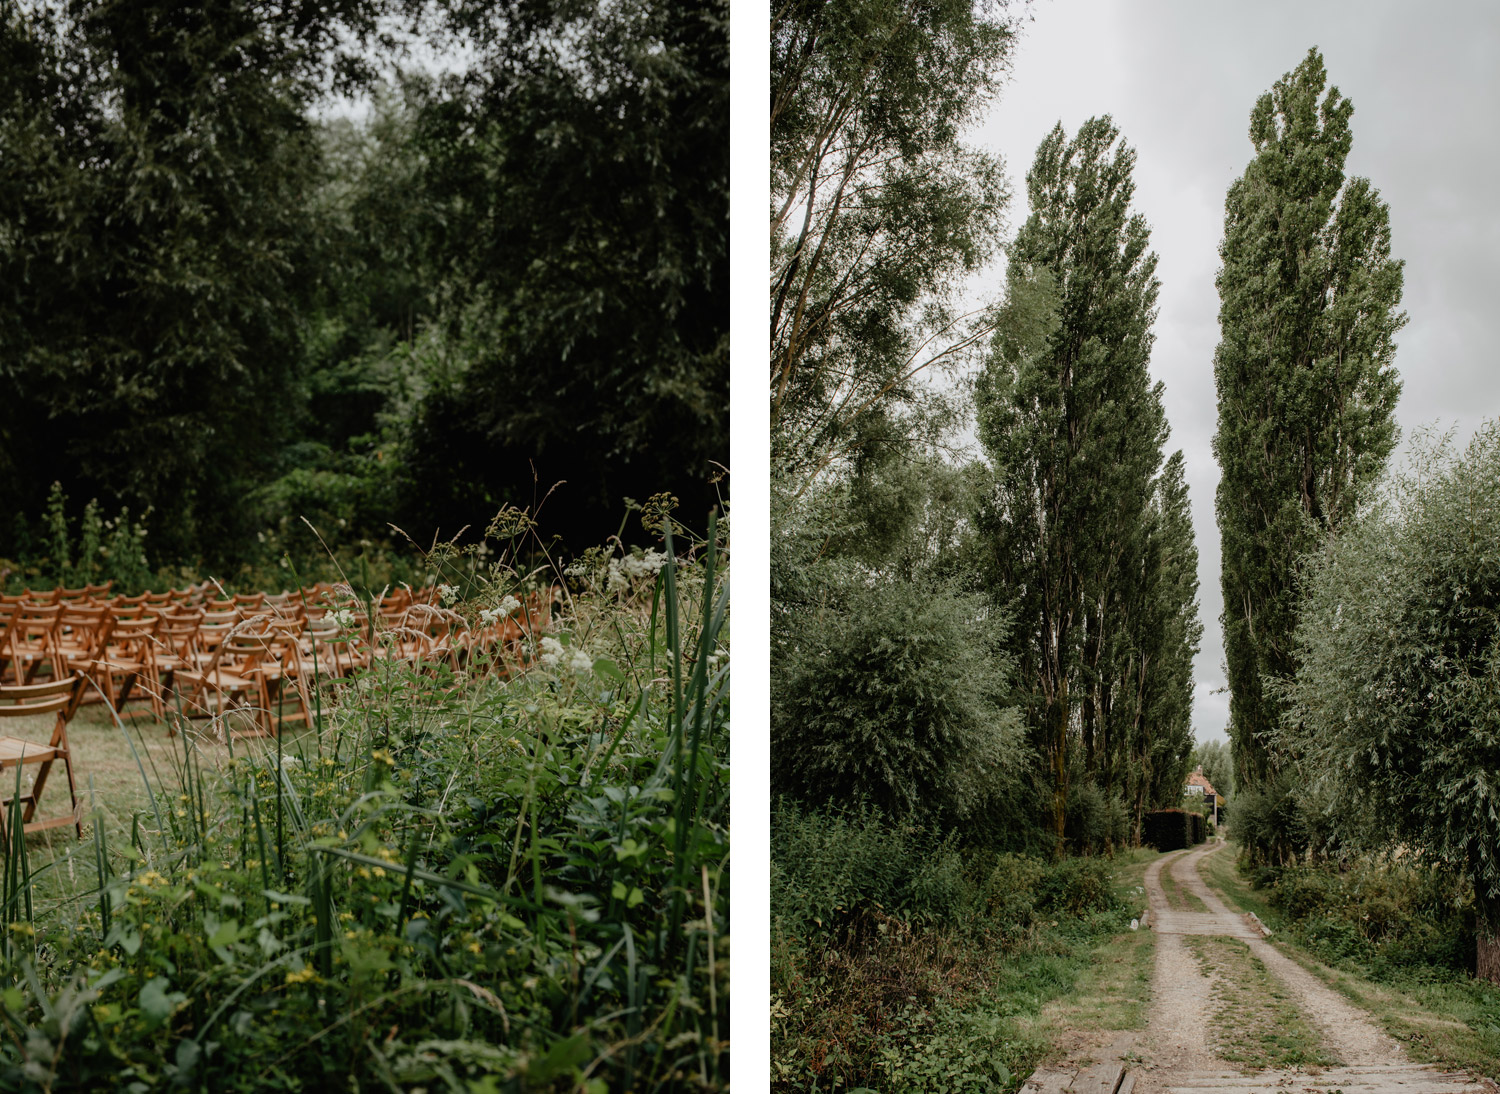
[0,511,730,1091]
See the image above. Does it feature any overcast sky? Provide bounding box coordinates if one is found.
[962,0,1500,744]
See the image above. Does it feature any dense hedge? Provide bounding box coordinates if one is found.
[1144,808,1205,851]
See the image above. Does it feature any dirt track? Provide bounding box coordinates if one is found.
[1113,842,1490,1094]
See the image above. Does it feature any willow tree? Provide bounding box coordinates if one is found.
[1213,48,1404,796]
[770,0,1020,486]
[1280,425,1500,980]
[978,116,1166,850]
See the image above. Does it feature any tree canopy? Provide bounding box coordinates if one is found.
[1278,424,1500,939]
[0,0,728,577]
[1213,47,1404,796]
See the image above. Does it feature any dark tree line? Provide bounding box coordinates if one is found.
[0,0,727,573]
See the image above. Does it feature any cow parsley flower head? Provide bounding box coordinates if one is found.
[479,594,520,627]
[332,608,357,630]
[437,583,460,606]
[621,549,668,582]
[539,636,565,667]
[568,649,593,676]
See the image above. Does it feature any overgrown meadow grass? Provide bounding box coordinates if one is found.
[770,804,1136,1093]
[0,517,729,1092]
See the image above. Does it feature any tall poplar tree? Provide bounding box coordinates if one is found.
[1119,453,1201,838]
[978,116,1165,850]
[1214,48,1404,795]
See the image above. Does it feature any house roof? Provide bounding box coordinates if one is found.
[1186,769,1218,796]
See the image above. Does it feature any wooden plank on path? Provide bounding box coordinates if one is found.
[1022,1068,1080,1094]
[1075,1062,1127,1094]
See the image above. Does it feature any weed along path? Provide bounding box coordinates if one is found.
[1025,843,1497,1094]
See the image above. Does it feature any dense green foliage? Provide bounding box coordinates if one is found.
[772,578,1022,824]
[977,118,1199,848]
[1253,858,1474,980]
[771,801,1130,1093]
[0,0,727,571]
[1213,47,1404,801]
[406,0,728,545]
[0,521,729,1091]
[1276,424,1500,937]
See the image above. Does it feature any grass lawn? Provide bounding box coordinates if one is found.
[1026,848,1160,1063]
[1201,837,1500,1081]
[9,693,328,923]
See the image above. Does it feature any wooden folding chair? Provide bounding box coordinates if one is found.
[9,605,64,685]
[248,620,315,729]
[0,605,17,685]
[172,623,275,739]
[56,606,113,703]
[303,616,357,679]
[0,674,86,840]
[91,615,162,718]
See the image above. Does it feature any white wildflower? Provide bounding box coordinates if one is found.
[332,609,357,629]
[481,593,520,626]
[568,649,593,676]
[539,636,565,667]
[620,549,668,583]
[437,583,460,606]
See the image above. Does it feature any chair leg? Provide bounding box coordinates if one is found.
[25,759,50,825]
[116,670,139,712]
[62,751,80,840]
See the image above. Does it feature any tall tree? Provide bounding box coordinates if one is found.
[769,0,1019,488]
[977,116,1166,851]
[0,0,387,562]
[407,0,728,548]
[1213,48,1404,794]
[1279,424,1500,980]
[1130,453,1201,831]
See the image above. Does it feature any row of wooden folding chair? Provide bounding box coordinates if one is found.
[1,582,546,711]
[0,673,85,840]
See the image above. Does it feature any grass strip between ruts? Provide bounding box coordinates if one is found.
[1185,934,1341,1071]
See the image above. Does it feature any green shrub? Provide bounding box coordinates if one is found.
[1065,780,1110,855]
[1142,808,1204,851]
[771,802,971,938]
[772,578,1023,824]
[874,1000,1020,1093]
[1264,858,1474,980]
[1034,857,1119,919]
